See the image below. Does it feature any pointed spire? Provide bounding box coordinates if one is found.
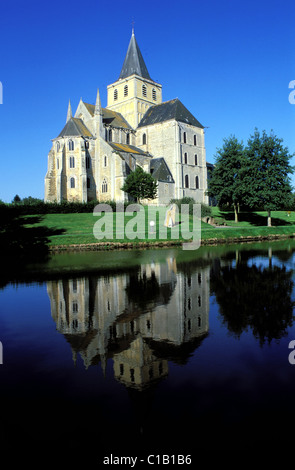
[66,100,72,123]
[95,88,102,115]
[119,31,151,80]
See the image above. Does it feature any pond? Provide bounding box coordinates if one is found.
[1,241,295,463]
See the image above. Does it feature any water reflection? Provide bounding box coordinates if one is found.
[210,259,295,345]
[47,257,210,390]
[2,242,295,456]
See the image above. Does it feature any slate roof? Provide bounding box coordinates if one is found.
[102,108,133,130]
[109,142,151,157]
[138,99,204,129]
[58,117,93,138]
[119,32,151,80]
[150,158,174,183]
[83,102,133,130]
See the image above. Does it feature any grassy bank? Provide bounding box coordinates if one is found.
[20,207,295,250]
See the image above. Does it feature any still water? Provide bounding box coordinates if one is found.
[1,241,295,462]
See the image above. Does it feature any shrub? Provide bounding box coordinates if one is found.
[169,198,212,218]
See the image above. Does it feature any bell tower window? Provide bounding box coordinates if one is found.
[114,89,118,100]
[142,84,147,97]
[124,85,128,97]
[152,88,157,101]
[69,140,74,151]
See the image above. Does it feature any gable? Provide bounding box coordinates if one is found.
[57,117,93,138]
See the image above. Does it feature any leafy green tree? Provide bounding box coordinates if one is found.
[121,166,158,202]
[243,129,294,226]
[22,196,44,205]
[207,136,245,222]
[12,194,21,204]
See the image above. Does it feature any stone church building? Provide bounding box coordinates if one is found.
[45,31,208,205]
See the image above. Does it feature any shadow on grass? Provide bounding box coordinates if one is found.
[0,207,66,284]
[219,211,293,226]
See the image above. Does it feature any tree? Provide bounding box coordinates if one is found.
[12,194,21,204]
[207,136,245,222]
[121,166,158,202]
[243,129,294,226]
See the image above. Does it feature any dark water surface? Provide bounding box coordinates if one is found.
[1,241,295,463]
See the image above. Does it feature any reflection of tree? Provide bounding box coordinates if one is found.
[210,264,295,345]
[0,205,65,287]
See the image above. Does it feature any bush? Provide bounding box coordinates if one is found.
[1,199,135,216]
[169,198,212,218]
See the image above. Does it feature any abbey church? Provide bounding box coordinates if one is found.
[45,31,208,205]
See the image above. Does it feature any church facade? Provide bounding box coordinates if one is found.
[45,31,208,205]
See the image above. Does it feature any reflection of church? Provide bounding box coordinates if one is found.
[47,256,209,390]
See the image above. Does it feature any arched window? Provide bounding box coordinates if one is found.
[70,177,75,189]
[108,129,112,142]
[87,177,90,189]
[142,84,147,97]
[195,154,198,165]
[195,176,199,189]
[56,141,60,152]
[183,132,187,144]
[184,152,188,164]
[114,89,118,100]
[69,156,75,168]
[124,85,128,97]
[104,155,108,167]
[185,175,189,188]
[69,140,74,151]
[142,133,146,145]
[102,178,108,193]
[126,133,130,145]
[194,135,197,146]
[152,88,157,101]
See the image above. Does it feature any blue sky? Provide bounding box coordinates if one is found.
[0,0,294,202]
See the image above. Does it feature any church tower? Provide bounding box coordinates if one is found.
[107,30,162,128]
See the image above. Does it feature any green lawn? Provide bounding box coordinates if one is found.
[22,208,295,247]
